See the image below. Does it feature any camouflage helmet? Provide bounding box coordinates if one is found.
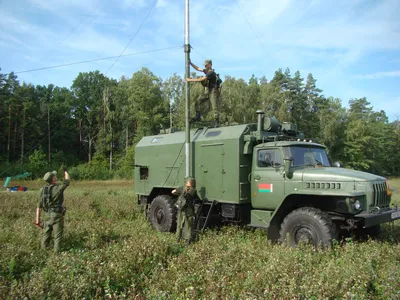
[43,171,57,183]
[204,59,212,66]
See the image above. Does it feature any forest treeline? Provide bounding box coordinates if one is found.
[0,67,399,179]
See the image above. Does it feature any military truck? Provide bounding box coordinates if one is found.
[134,111,398,246]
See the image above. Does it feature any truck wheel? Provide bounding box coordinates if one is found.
[279,207,336,247]
[149,195,177,232]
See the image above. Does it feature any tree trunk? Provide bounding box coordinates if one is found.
[109,123,112,171]
[47,105,51,164]
[7,104,11,163]
[125,127,128,152]
[20,108,25,163]
[103,89,107,132]
[88,133,92,163]
[79,119,82,144]
[13,119,17,160]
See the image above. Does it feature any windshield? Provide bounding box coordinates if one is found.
[284,146,331,167]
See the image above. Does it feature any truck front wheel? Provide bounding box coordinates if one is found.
[149,195,177,232]
[279,207,336,247]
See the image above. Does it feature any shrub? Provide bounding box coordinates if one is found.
[69,154,114,180]
[0,179,400,298]
[28,150,48,178]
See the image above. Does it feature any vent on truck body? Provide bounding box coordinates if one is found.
[305,182,342,190]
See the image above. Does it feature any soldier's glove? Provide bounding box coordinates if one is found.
[61,206,67,216]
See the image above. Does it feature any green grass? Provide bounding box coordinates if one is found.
[1,179,400,299]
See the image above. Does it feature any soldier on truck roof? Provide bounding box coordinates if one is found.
[186,59,221,127]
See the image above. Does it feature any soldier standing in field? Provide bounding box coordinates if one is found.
[35,170,70,253]
[172,177,198,244]
[186,59,221,127]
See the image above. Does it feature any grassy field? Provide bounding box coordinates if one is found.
[1,178,400,299]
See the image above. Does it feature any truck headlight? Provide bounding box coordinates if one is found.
[354,200,361,210]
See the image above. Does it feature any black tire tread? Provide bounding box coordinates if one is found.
[149,195,177,232]
[279,207,336,246]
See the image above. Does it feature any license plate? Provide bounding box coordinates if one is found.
[391,211,400,219]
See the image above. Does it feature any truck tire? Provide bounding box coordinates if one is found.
[279,207,336,247]
[149,195,177,232]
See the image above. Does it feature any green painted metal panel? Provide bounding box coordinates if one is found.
[250,210,273,228]
[135,124,256,204]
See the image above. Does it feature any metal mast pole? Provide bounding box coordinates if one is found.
[184,0,191,177]
[170,96,173,132]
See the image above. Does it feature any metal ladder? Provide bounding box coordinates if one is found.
[193,200,217,234]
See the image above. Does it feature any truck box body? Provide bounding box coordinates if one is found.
[135,124,257,204]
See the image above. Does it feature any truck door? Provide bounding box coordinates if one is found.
[251,148,285,210]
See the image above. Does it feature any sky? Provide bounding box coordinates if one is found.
[1,0,399,121]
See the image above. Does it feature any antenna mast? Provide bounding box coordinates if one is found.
[184,0,191,177]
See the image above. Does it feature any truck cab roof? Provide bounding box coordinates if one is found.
[255,141,325,149]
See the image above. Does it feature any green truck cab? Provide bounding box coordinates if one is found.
[135,111,398,246]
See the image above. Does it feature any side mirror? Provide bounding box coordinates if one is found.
[284,156,293,178]
[333,162,341,168]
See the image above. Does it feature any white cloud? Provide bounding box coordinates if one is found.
[356,71,400,79]
[0,12,61,51]
[118,0,146,10]
[373,96,400,121]
[62,27,133,57]
[156,0,167,9]
[26,0,100,15]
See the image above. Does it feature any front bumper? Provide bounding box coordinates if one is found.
[355,208,400,228]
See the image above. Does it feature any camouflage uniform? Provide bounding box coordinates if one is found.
[194,59,220,124]
[175,184,197,243]
[38,171,70,253]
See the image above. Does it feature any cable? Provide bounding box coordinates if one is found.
[235,0,274,62]
[105,0,158,75]
[46,12,102,60]
[30,8,111,76]
[190,46,206,60]
[12,46,181,75]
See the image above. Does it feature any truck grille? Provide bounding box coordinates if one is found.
[372,182,390,208]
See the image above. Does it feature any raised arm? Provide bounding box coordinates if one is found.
[190,60,204,72]
[186,76,207,82]
[51,171,70,200]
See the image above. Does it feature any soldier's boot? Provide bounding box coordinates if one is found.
[176,229,182,243]
[214,116,220,128]
[190,111,201,123]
